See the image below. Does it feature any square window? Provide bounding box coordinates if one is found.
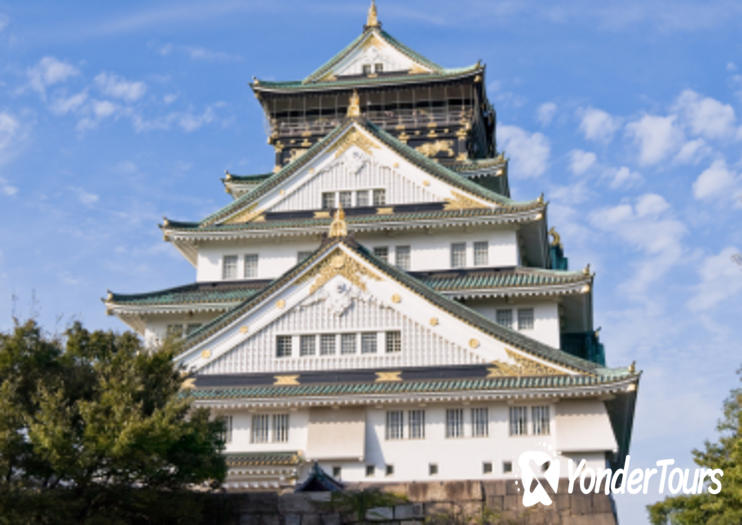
[361,332,377,354]
[385,410,404,440]
[373,246,389,262]
[450,243,466,268]
[483,462,493,474]
[429,463,438,476]
[496,309,513,329]
[408,409,425,439]
[472,407,489,437]
[219,415,233,444]
[362,64,372,75]
[366,464,375,477]
[339,190,352,208]
[385,331,401,353]
[503,461,513,473]
[473,241,489,266]
[372,189,386,206]
[322,192,335,210]
[272,413,289,442]
[509,406,528,436]
[244,254,258,278]
[375,63,384,73]
[356,190,370,207]
[517,308,534,330]
[251,414,269,443]
[276,335,292,358]
[300,335,316,356]
[332,466,342,478]
[341,333,357,354]
[395,245,411,270]
[386,464,394,476]
[445,408,464,438]
[222,255,238,280]
[297,251,312,263]
[320,334,336,355]
[532,406,550,435]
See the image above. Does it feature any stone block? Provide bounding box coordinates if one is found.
[239,493,279,514]
[238,515,261,525]
[482,479,507,497]
[570,493,593,515]
[555,493,571,511]
[506,480,521,495]
[259,516,280,525]
[484,495,504,510]
[282,514,301,525]
[365,506,394,521]
[278,494,316,514]
[423,501,452,517]
[503,494,520,510]
[592,494,614,513]
[400,521,424,525]
[319,514,341,525]
[394,503,424,520]
[562,514,615,525]
[299,514,320,525]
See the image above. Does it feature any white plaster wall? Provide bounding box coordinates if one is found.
[143,312,221,347]
[466,300,560,348]
[216,409,309,454]
[195,227,519,282]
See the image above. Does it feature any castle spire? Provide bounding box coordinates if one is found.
[328,206,348,238]
[365,0,381,29]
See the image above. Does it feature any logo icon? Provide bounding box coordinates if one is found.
[518,451,560,507]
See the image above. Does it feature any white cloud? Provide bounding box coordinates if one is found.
[625,114,683,165]
[0,112,19,155]
[635,193,670,216]
[0,13,8,32]
[727,62,738,72]
[71,187,99,205]
[692,159,739,201]
[536,102,557,126]
[610,166,643,189]
[578,107,619,142]
[92,100,117,118]
[27,57,79,97]
[131,103,221,133]
[688,247,742,311]
[94,72,146,102]
[568,149,596,175]
[49,90,88,115]
[163,93,178,105]
[184,46,241,62]
[0,176,17,196]
[673,89,736,140]
[497,124,550,178]
[674,138,709,164]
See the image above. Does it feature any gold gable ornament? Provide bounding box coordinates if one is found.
[328,207,348,238]
[347,90,361,118]
[365,0,381,29]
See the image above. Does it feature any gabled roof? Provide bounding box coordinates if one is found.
[169,118,524,230]
[180,234,603,376]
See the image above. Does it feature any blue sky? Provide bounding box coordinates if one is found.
[1,1,741,522]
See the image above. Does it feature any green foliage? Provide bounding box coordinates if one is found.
[648,367,742,525]
[0,320,227,524]
[327,488,408,521]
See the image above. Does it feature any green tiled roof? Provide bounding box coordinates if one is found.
[191,373,636,401]
[225,451,302,467]
[179,118,525,229]
[108,280,271,306]
[225,172,272,183]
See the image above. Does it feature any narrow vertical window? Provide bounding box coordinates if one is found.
[251,414,269,443]
[272,413,289,442]
[509,406,528,436]
[356,190,370,207]
[320,334,336,355]
[339,190,352,208]
[341,333,357,354]
[517,308,534,330]
[395,245,411,270]
[361,332,377,354]
[483,462,493,474]
[496,309,513,329]
[385,410,404,440]
[220,415,233,444]
[471,407,489,437]
[373,246,389,263]
[445,408,464,438]
[222,255,238,279]
[372,188,386,206]
[473,241,489,266]
[385,331,401,353]
[429,463,438,475]
[322,192,335,210]
[450,243,466,268]
[244,254,258,278]
[299,335,316,356]
[365,464,375,477]
[532,406,550,435]
[408,410,425,439]
[276,335,292,358]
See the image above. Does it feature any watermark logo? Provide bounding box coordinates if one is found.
[517,451,724,507]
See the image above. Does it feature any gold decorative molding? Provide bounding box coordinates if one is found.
[393,162,399,168]
[181,377,196,390]
[391,293,401,304]
[274,375,300,386]
[444,191,488,211]
[297,248,381,294]
[347,90,361,118]
[314,210,331,219]
[429,317,439,326]
[366,0,380,28]
[456,152,468,161]
[375,371,402,383]
[200,349,211,359]
[239,325,249,334]
[408,64,429,75]
[300,138,311,148]
[486,349,564,378]
[397,132,409,143]
[328,207,347,238]
[301,130,312,138]
[376,207,394,215]
[288,149,305,163]
[469,338,480,349]
[333,128,377,158]
[276,299,286,309]
[423,180,430,187]
[224,202,264,224]
[415,140,453,157]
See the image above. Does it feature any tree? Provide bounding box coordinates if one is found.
[0,320,227,524]
[648,367,742,525]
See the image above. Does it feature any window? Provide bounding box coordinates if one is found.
[450,243,466,268]
[483,462,493,474]
[244,254,258,278]
[361,332,377,354]
[166,324,184,339]
[445,408,464,438]
[365,464,375,477]
[532,406,550,435]
[429,463,438,475]
[222,255,238,279]
[503,461,513,473]
[395,245,411,270]
[332,466,342,478]
[272,413,289,442]
[375,63,384,73]
[386,464,394,476]
[322,192,335,209]
[297,251,312,263]
[518,308,534,330]
[496,309,513,329]
[472,407,489,437]
[362,64,372,75]
[219,415,233,444]
[341,333,357,354]
[276,335,292,358]
[356,189,370,207]
[385,331,401,353]
[385,411,404,440]
[509,406,528,436]
[372,189,386,206]
[320,334,336,355]
[251,414,269,443]
[300,335,316,356]
[473,241,489,266]
[373,246,389,262]
[185,323,202,336]
[408,410,425,439]
[339,190,352,208]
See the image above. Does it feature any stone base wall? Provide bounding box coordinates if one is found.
[205,479,617,524]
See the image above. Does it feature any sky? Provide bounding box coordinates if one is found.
[1,1,741,522]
